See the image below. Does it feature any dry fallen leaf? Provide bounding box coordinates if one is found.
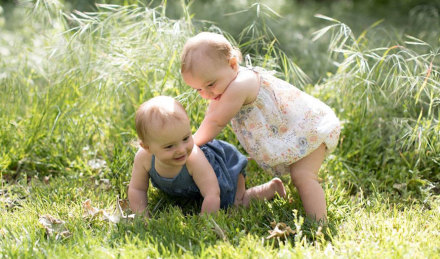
[266,221,296,239]
[82,196,135,224]
[103,202,123,224]
[38,214,71,239]
[103,196,136,223]
[82,199,103,218]
[118,199,130,211]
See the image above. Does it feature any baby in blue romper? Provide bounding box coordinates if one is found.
[128,96,286,215]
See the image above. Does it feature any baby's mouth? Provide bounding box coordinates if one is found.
[174,155,186,161]
[213,94,222,101]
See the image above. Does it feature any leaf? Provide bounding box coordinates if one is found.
[103,207,122,223]
[314,14,340,23]
[104,196,136,223]
[82,199,103,218]
[312,25,335,42]
[118,199,130,211]
[82,197,135,224]
[404,35,429,46]
[266,221,296,239]
[38,214,71,240]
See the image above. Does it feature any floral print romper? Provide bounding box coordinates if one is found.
[231,67,341,176]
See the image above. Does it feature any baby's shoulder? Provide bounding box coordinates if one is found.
[231,68,259,92]
[186,144,202,163]
[185,145,207,176]
[235,68,259,84]
[133,147,152,171]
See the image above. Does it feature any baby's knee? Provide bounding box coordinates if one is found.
[290,170,319,187]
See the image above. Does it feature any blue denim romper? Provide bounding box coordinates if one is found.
[149,140,248,208]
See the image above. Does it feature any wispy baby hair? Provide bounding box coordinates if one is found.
[135,96,188,143]
[181,32,242,74]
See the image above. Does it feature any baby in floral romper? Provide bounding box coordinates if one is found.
[181,32,341,221]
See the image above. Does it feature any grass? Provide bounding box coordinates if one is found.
[2,172,439,258]
[1,0,440,258]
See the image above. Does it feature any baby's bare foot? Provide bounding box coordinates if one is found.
[270,177,286,198]
[242,178,287,207]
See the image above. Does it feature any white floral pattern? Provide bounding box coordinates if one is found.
[231,67,341,176]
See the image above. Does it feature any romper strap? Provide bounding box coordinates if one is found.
[243,54,276,76]
[245,54,253,68]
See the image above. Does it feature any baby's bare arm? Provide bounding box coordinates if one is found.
[194,81,251,146]
[128,148,151,216]
[187,145,221,213]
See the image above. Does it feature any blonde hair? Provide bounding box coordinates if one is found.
[181,32,242,74]
[135,96,188,144]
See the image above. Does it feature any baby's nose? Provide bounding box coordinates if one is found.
[176,143,185,152]
[200,91,212,100]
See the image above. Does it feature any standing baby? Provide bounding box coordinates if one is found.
[181,32,341,221]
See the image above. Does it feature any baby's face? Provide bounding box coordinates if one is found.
[182,57,238,101]
[146,118,194,167]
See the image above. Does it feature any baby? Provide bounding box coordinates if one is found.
[181,32,341,221]
[128,96,286,215]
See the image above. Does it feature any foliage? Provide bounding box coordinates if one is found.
[1,1,192,182]
[311,14,440,198]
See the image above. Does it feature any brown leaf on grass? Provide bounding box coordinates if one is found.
[38,214,71,239]
[82,196,135,223]
[103,201,123,224]
[103,196,136,223]
[82,199,103,218]
[266,221,296,239]
[118,199,130,211]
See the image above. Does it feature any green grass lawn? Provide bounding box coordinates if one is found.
[1,1,439,258]
[2,171,439,258]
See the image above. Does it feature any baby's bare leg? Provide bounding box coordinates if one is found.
[289,143,327,221]
[242,177,286,207]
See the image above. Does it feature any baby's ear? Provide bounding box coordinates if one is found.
[229,56,239,70]
[139,141,149,151]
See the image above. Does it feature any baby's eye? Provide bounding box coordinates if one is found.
[207,81,215,87]
[183,136,190,142]
[164,145,173,149]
